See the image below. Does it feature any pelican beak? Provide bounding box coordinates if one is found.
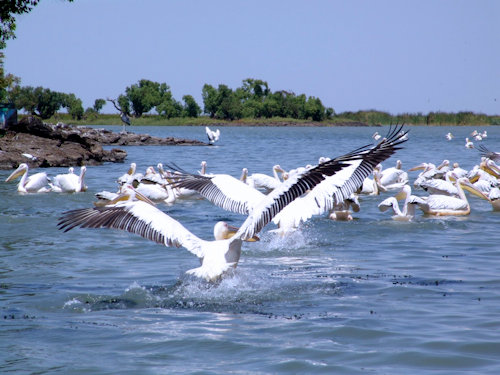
[468,174,480,183]
[408,163,426,172]
[224,224,260,241]
[133,190,157,206]
[5,166,25,182]
[460,180,490,201]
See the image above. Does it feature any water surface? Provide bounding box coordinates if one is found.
[1,125,500,374]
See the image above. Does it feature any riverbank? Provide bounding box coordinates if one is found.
[38,111,500,127]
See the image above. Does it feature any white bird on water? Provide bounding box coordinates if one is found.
[5,163,51,193]
[51,166,88,193]
[168,126,408,235]
[205,126,220,144]
[58,126,407,281]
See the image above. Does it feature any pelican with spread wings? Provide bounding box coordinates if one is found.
[58,126,407,281]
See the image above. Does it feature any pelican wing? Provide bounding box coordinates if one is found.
[272,125,408,228]
[58,200,205,258]
[238,125,408,238]
[166,167,266,215]
[426,194,468,210]
[478,144,500,162]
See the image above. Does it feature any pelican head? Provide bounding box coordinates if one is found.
[408,162,428,172]
[127,163,137,175]
[458,178,490,201]
[5,163,28,182]
[213,221,259,242]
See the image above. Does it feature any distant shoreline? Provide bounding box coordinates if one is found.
[19,113,500,127]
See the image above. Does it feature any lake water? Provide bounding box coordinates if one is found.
[1,125,500,374]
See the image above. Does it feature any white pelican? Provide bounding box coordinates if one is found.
[478,144,500,163]
[166,163,266,214]
[329,194,360,221]
[168,126,408,234]
[445,132,453,141]
[488,188,500,211]
[5,163,51,193]
[205,126,220,144]
[378,185,418,221]
[377,160,409,190]
[418,171,459,196]
[410,177,488,216]
[51,166,87,193]
[465,138,474,149]
[117,162,141,185]
[57,127,406,282]
[244,165,286,193]
[372,131,381,140]
[451,162,468,179]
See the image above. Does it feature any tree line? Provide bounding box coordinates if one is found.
[5,78,335,121]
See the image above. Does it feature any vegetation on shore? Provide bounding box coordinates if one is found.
[32,109,500,127]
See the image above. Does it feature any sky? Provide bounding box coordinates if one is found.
[4,0,500,115]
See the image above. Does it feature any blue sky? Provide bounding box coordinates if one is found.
[4,0,500,115]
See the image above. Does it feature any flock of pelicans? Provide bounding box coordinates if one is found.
[4,125,500,282]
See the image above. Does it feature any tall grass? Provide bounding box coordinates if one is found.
[25,110,500,126]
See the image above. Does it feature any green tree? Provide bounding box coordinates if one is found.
[156,96,182,119]
[214,84,241,120]
[182,94,201,117]
[305,96,326,121]
[122,79,170,117]
[202,84,219,118]
[93,98,105,113]
[62,93,84,120]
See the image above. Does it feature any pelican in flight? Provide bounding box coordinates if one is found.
[478,144,500,163]
[205,126,220,144]
[168,126,408,234]
[5,163,51,193]
[51,166,87,193]
[58,126,407,281]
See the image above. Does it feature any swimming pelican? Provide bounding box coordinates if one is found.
[487,188,500,211]
[117,163,140,185]
[465,138,474,149]
[205,126,220,144]
[166,127,407,235]
[244,165,286,193]
[372,131,381,141]
[451,162,468,178]
[410,176,488,216]
[378,185,418,221]
[377,160,409,190]
[51,166,87,193]
[57,128,405,282]
[357,166,384,195]
[445,132,453,141]
[329,194,360,221]
[5,163,51,193]
[418,171,459,196]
